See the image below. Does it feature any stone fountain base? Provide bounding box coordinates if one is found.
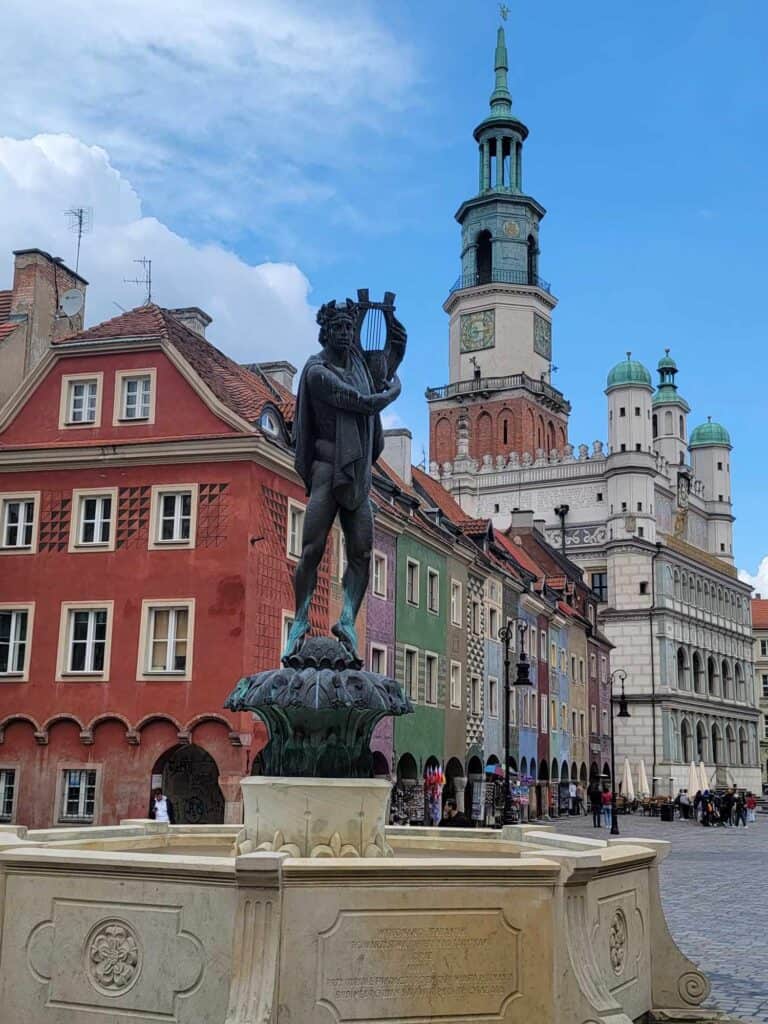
[240,776,392,858]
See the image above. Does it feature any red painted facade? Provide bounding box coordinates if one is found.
[0,307,326,829]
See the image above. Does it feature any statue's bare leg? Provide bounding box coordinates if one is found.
[283,462,338,659]
[332,499,373,659]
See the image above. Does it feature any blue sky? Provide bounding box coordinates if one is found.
[1,0,767,579]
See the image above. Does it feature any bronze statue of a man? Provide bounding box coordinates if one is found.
[283,296,405,661]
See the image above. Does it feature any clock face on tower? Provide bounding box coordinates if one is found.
[533,313,552,360]
[460,309,495,352]
[502,220,521,237]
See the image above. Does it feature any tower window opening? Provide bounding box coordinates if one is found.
[679,452,684,464]
[596,492,603,502]
[620,444,626,452]
[635,443,641,451]
[638,527,644,538]
[652,414,658,438]
[527,235,538,285]
[717,461,723,470]
[637,502,643,512]
[619,407,626,418]
[502,419,508,445]
[634,407,640,417]
[679,415,685,439]
[476,230,492,284]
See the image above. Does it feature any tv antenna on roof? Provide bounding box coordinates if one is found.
[64,206,93,273]
[124,258,152,305]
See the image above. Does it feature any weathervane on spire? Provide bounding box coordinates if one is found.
[499,3,510,20]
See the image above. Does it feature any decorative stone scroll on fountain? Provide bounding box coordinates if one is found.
[225,289,413,858]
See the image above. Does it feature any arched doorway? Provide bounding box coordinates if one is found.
[372,751,390,778]
[580,763,588,783]
[476,230,492,284]
[152,744,224,824]
[711,724,721,765]
[444,756,466,813]
[589,761,599,782]
[520,756,528,778]
[560,762,569,782]
[397,753,418,782]
[602,762,611,780]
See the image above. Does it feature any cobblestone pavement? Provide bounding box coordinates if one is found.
[554,810,768,1023]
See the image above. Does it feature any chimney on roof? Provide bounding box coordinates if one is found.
[382,428,412,487]
[252,360,297,392]
[507,510,534,532]
[168,307,212,337]
[533,517,546,536]
[0,249,88,405]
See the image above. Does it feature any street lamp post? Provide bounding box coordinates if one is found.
[499,620,532,825]
[608,668,630,836]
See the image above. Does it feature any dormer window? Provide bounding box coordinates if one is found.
[260,410,280,437]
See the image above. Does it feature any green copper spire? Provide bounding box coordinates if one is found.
[489,27,513,115]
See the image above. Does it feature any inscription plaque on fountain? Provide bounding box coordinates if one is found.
[317,908,520,1021]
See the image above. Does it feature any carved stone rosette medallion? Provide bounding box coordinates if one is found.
[608,909,627,976]
[85,920,142,995]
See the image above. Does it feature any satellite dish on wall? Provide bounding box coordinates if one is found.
[59,289,84,317]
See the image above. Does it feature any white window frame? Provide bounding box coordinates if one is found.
[449,660,462,709]
[487,605,499,641]
[541,695,548,733]
[590,704,597,733]
[580,712,585,738]
[285,500,306,560]
[488,676,499,718]
[281,611,295,657]
[149,484,199,550]
[450,580,462,627]
[561,703,568,731]
[59,372,103,429]
[425,651,438,705]
[406,559,420,607]
[550,699,557,733]
[471,599,481,635]
[426,568,439,615]
[403,645,418,701]
[570,655,577,680]
[0,492,40,554]
[372,550,387,598]
[113,368,157,425]
[57,764,101,823]
[56,602,114,682]
[470,675,481,716]
[370,643,387,676]
[137,599,195,681]
[0,603,34,681]
[69,488,118,552]
[0,765,19,822]
[531,694,538,730]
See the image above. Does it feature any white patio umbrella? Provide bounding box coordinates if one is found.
[636,760,651,798]
[621,758,635,801]
[686,761,699,796]
[698,760,710,792]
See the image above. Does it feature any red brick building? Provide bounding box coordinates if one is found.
[0,299,334,828]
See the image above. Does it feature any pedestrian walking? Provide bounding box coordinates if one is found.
[588,782,602,828]
[720,788,734,827]
[575,783,585,816]
[733,792,747,828]
[746,792,757,824]
[568,780,577,815]
[148,786,175,823]
[601,785,612,828]
[679,789,691,820]
[693,789,702,822]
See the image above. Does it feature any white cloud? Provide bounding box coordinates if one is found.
[0,1,417,224]
[0,134,317,365]
[738,557,768,598]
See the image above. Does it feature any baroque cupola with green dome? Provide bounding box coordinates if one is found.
[652,349,690,410]
[689,417,732,449]
[453,25,551,297]
[605,352,652,391]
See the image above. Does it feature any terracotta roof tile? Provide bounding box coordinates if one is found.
[494,530,545,578]
[0,290,11,323]
[55,303,295,429]
[0,322,19,341]
[751,598,768,629]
